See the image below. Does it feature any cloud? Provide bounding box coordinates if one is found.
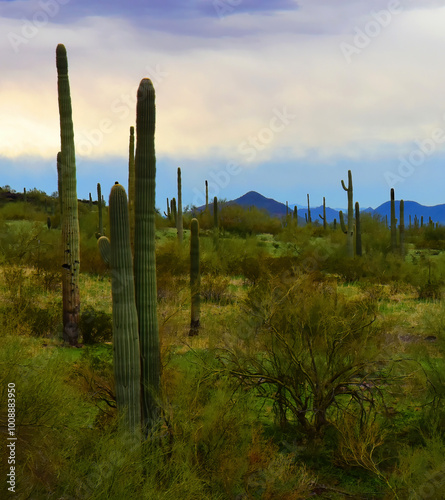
[2,1,445,208]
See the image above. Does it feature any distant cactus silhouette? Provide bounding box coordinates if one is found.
[341,170,354,257]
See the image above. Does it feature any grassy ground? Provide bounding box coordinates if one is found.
[1,226,445,498]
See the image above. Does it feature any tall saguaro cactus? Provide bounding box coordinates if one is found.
[128,126,136,249]
[177,167,183,244]
[97,182,103,236]
[307,194,312,225]
[319,197,327,229]
[56,44,80,346]
[355,201,362,256]
[390,188,397,253]
[341,170,354,257]
[213,196,218,228]
[205,180,209,211]
[108,183,141,433]
[134,78,160,430]
[189,218,201,336]
[399,199,405,257]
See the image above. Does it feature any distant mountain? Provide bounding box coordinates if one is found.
[228,191,341,223]
[215,191,445,226]
[371,201,445,225]
[229,191,288,216]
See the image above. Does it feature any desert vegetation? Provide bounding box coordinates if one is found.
[0,44,444,499]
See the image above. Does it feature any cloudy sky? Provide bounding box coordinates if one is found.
[1,0,445,210]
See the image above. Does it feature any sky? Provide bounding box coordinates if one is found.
[1,0,445,210]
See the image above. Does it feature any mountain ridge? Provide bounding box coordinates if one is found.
[225,191,445,225]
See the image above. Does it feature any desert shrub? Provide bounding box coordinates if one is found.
[80,306,113,344]
[217,273,400,439]
[390,432,445,498]
[0,336,93,498]
[32,267,62,292]
[413,225,445,250]
[200,274,232,304]
[156,239,189,276]
[160,350,314,498]
[0,265,61,338]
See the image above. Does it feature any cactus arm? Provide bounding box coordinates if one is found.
[339,211,347,234]
[97,236,111,266]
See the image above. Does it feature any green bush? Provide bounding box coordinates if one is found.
[80,306,113,344]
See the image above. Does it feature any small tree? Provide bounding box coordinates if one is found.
[217,274,395,439]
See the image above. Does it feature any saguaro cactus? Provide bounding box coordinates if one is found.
[390,188,397,253]
[134,78,160,430]
[355,201,362,256]
[213,196,218,228]
[341,170,354,257]
[189,218,201,336]
[57,152,63,214]
[177,167,183,244]
[56,43,80,346]
[307,194,312,225]
[108,182,141,433]
[339,211,347,234]
[128,126,136,249]
[319,197,327,229]
[171,197,177,225]
[399,199,405,257]
[205,180,209,211]
[293,205,298,226]
[97,182,104,236]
